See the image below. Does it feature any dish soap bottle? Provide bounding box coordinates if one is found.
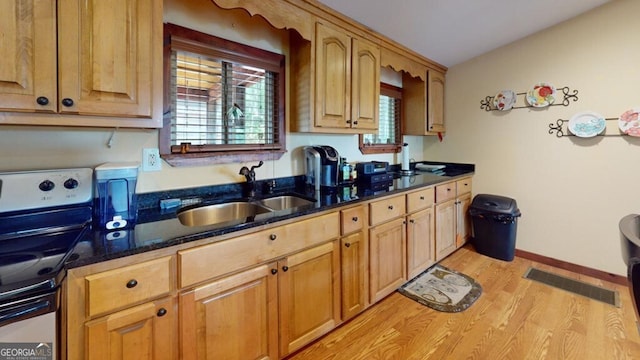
[341,158,350,183]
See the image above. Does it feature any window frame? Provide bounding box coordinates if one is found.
[161,23,286,166]
[359,83,402,154]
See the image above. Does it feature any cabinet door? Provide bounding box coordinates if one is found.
[0,0,56,113]
[85,297,176,360]
[369,217,406,303]
[341,231,367,320]
[315,22,351,128]
[279,241,340,356]
[427,70,445,133]
[180,263,279,360]
[456,192,472,248]
[407,208,435,279]
[435,199,456,261]
[58,0,156,117]
[351,37,379,130]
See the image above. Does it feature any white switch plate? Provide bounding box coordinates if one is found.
[142,148,162,171]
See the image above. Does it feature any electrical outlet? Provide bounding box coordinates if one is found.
[142,148,162,171]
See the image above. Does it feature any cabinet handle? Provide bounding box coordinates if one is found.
[126,279,138,288]
[271,268,278,275]
[61,98,74,107]
[345,242,351,248]
[157,308,167,317]
[388,205,394,210]
[269,234,277,241]
[36,96,49,106]
[282,266,289,272]
[352,216,358,222]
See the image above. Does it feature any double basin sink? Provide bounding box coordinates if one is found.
[177,194,316,227]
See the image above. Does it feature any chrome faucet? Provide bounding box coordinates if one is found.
[239,161,263,198]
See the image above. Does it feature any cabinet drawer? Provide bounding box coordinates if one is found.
[435,182,456,203]
[179,212,339,288]
[456,178,472,195]
[406,187,435,213]
[85,256,172,317]
[341,205,366,235]
[369,195,406,226]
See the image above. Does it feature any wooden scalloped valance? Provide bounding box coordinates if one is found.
[211,0,314,41]
[380,47,427,81]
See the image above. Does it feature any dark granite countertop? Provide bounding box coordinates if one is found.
[65,161,474,269]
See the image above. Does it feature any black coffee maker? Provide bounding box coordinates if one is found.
[304,145,340,191]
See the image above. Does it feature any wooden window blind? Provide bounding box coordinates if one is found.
[162,23,286,165]
[360,83,402,154]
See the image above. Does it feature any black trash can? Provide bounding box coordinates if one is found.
[469,194,521,261]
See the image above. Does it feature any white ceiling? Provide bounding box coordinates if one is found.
[317,0,610,67]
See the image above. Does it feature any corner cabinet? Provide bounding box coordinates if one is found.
[402,69,446,135]
[0,0,162,128]
[292,21,380,133]
[435,177,472,260]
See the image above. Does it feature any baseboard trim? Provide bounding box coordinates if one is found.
[515,249,627,286]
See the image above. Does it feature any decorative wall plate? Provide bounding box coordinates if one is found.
[492,90,517,111]
[526,82,557,107]
[568,111,606,137]
[618,108,640,137]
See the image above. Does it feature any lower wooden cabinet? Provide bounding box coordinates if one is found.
[435,198,457,260]
[85,297,177,360]
[407,207,435,279]
[279,241,341,356]
[340,231,367,320]
[179,241,340,359]
[180,263,278,360]
[456,192,472,248]
[369,217,406,303]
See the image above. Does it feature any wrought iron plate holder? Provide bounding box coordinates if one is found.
[480,86,578,111]
[549,118,627,137]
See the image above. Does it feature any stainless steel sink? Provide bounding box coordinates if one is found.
[257,195,315,211]
[177,201,272,227]
[177,194,315,227]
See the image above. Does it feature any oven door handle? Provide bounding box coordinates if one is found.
[0,292,57,327]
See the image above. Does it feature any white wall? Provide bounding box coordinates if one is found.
[426,0,639,276]
[0,0,422,193]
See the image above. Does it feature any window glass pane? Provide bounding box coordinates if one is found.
[363,94,397,145]
[170,51,277,147]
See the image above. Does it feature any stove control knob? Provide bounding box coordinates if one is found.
[64,178,79,189]
[39,179,55,192]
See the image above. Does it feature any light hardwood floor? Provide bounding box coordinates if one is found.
[287,246,640,360]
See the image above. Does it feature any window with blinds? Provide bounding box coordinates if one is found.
[360,83,402,154]
[162,23,285,165]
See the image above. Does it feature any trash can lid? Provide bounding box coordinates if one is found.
[470,194,521,216]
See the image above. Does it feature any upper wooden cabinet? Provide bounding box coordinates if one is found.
[292,21,380,133]
[402,68,446,135]
[0,0,162,128]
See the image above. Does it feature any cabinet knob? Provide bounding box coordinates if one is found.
[419,196,425,200]
[36,96,49,106]
[126,279,138,288]
[409,219,415,224]
[388,205,394,210]
[345,242,351,248]
[447,188,451,192]
[271,268,278,275]
[61,98,74,107]
[353,121,358,125]
[352,216,358,222]
[157,308,167,317]
[269,234,277,241]
[282,266,289,272]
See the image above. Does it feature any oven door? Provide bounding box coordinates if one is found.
[0,291,58,359]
